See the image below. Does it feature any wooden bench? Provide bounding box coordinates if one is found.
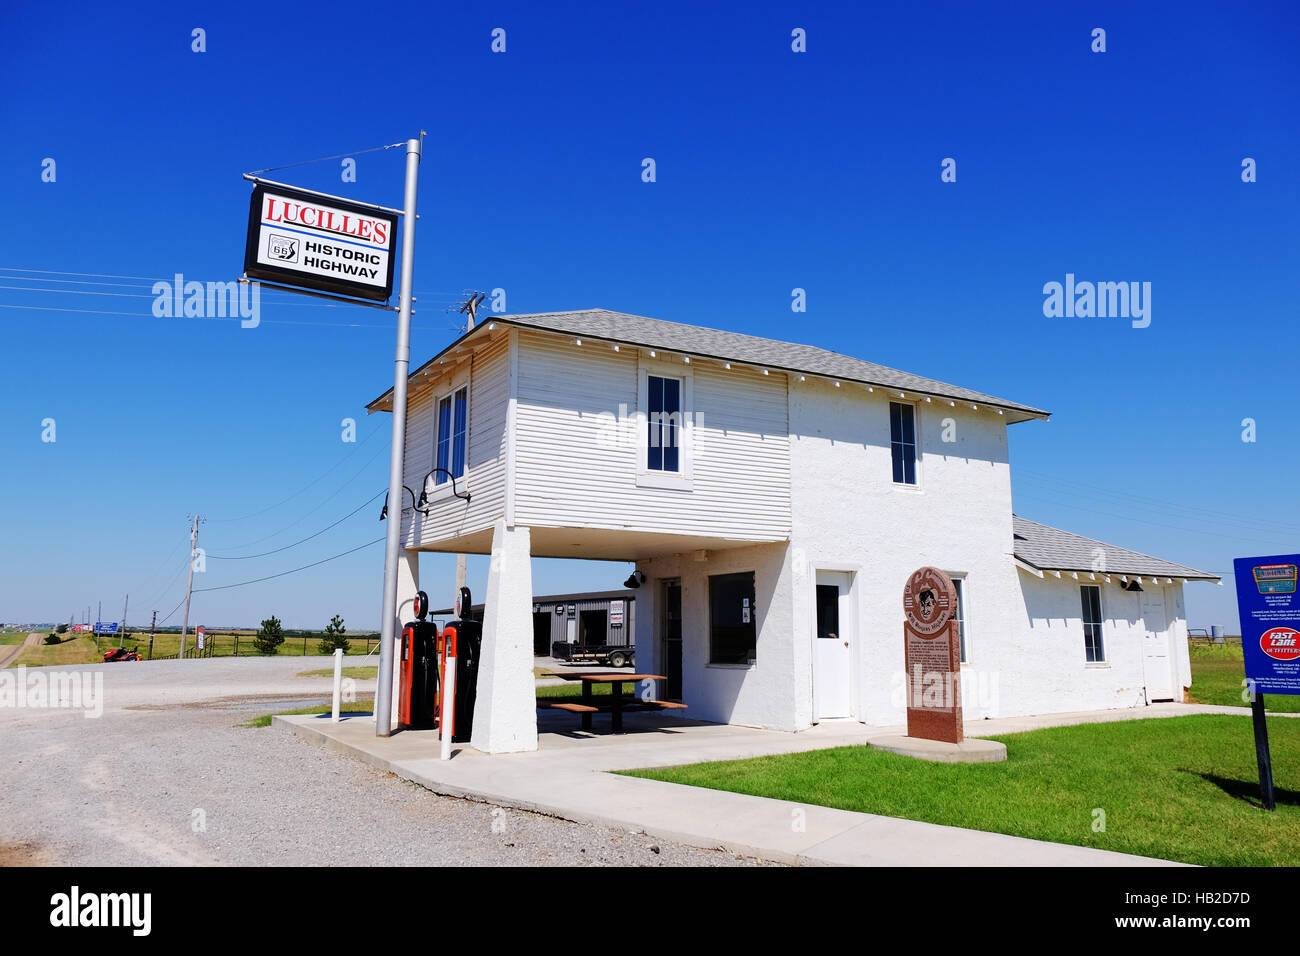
[541,702,599,713]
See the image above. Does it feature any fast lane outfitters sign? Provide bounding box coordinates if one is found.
[1233,553,1300,811]
[243,183,397,301]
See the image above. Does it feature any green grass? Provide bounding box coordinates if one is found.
[14,635,101,667]
[296,666,379,680]
[536,681,640,699]
[0,631,33,645]
[243,699,375,728]
[139,631,381,659]
[624,714,1300,866]
[1189,643,1300,713]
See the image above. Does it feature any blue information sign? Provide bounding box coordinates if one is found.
[92,622,119,635]
[1234,553,1300,696]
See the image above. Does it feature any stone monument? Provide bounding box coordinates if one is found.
[903,565,963,744]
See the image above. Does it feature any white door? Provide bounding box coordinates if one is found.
[1141,587,1175,702]
[813,571,853,720]
[565,618,577,644]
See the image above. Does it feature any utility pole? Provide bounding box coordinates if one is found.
[452,292,484,617]
[119,593,128,648]
[178,514,201,660]
[148,610,157,661]
[376,134,424,738]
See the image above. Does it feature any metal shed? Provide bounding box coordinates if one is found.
[436,589,635,656]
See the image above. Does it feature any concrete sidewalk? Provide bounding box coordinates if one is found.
[274,702,1266,866]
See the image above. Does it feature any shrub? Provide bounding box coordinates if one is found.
[253,616,285,655]
[44,633,59,645]
[317,614,349,655]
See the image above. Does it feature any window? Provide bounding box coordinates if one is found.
[646,374,682,472]
[816,585,839,640]
[952,576,967,662]
[435,385,468,485]
[1081,585,1105,662]
[709,571,756,665]
[890,401,917,485]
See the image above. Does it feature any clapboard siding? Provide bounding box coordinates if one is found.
[400,334,509,546]
[513,331,791,538]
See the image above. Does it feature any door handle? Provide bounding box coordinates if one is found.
[843,641,849,647]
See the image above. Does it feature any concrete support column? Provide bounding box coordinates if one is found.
[470,519,538,753]
[381,548,420,730]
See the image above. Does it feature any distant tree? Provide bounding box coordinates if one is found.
[55,623,68,634]
[317,614,349,655]
[253,616,285,655]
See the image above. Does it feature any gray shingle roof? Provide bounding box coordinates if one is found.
[369,309,1050,421]
[1013,516,1219,581]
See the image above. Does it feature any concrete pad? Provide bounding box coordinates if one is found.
[275,708,1192,867]
[868,734,1007,763]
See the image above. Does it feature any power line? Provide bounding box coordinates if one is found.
[0,266,467,298]
[207,491,384,559]
[1016,468,1300,534]
[207,427,385,528]
[193,537,384,594]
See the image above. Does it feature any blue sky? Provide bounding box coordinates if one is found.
[0,0,1296,632]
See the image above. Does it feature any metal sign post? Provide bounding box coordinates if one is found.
[375,136,422,738]
[1234,553,1300,812]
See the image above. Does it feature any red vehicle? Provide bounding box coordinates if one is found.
[102,647,140,662]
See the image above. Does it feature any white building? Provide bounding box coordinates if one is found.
[367,309,1218,752]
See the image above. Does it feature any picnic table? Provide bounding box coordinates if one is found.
[539,672,686,732]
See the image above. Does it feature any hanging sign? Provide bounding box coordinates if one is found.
[243,183,398,301]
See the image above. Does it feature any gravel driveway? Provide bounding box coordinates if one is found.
[0,657,770,866]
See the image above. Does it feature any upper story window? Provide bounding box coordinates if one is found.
[889,401,917,485]
[435,385,468,484]
[638,364,693,489]
[1081,585,1105,663]
[646,374,682,472]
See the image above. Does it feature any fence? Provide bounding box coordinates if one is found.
[1187,628,1241,647]
[136,632,381,660]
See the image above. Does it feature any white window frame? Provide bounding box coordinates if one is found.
[426,372,472,504]
[889,399,923,489]
[949,573,969,663]
[636,360,694,490]
[1081,584,1107,665]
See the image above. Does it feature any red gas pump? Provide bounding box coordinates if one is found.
[438,586,482,743]
[398,591,439,730]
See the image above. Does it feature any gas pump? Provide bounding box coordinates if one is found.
[439,585,483,743]
[398,590,439,730]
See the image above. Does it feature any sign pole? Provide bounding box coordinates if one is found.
[375,135,422,737]
[1251,693,1276,811]
[1234,554,1299,813]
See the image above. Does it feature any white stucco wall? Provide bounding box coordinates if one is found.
[636,542,798,730]
[786,377,1022,726]
[632,377,1196,731]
